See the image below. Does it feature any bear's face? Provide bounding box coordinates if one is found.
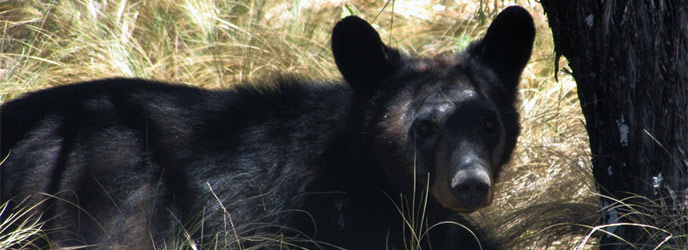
[332,6,535,212]
[371,54,520,212]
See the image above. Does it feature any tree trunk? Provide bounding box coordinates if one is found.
[538,1,688,249]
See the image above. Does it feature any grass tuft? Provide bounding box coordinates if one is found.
[0,199,47,249]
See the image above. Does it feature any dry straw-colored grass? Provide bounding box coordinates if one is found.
[1,0,599,249]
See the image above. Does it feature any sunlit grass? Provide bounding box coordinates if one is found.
[0,199,46,249]
[0,0,602,249]
[587,193,688,250]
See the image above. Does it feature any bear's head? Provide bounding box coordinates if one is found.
[331,6,534,213]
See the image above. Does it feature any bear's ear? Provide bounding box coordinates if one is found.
[332,16,400,95]
[468,6,535,93]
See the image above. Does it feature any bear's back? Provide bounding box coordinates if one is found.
[0,77,353,248]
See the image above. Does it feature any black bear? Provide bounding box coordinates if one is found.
[0,6,534,250]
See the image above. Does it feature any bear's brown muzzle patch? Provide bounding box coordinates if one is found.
[430,154,495,213]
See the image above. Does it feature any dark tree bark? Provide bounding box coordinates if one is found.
[539,1,688,249]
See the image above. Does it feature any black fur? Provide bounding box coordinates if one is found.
[0,6,534,249]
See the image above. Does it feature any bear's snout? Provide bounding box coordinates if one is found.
[451,164,492,210]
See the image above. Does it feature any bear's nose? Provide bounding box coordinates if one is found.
[450,166,491,209]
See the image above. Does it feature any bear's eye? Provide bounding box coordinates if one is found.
[481,117,499,135]
[414,120,437,137]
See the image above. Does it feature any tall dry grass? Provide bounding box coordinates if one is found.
[1,0,599,249]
